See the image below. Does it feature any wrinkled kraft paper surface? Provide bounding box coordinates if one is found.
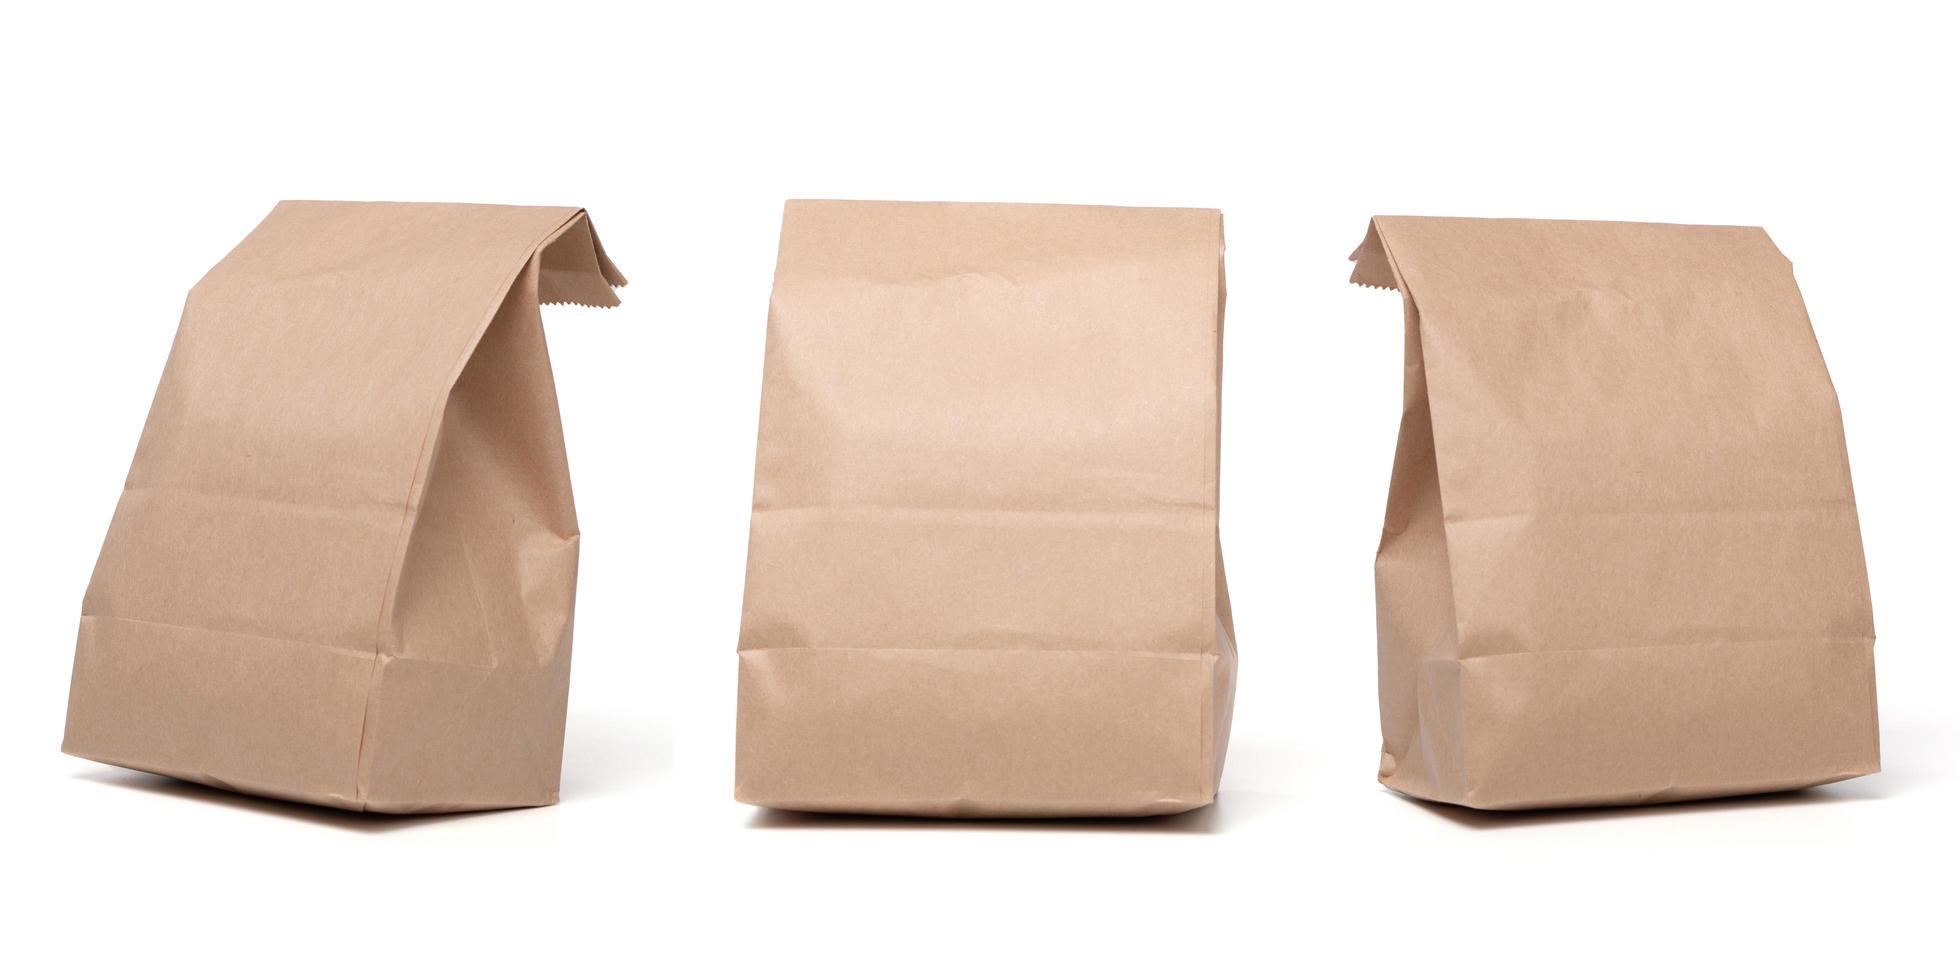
[1353,216,1878,809]
[737,201,1236,817]
[63,201,626,813]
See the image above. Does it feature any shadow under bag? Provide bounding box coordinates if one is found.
[64,201,625,812]
[737,200,1236,817]
[1353,216,1879,809]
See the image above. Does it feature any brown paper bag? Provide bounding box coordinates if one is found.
[1352,216,1879,809]
[736,201,1236,817]
[63,201,625,813]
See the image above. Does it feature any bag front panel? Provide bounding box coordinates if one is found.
[742,201,1225,655]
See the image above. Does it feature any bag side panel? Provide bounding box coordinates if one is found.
[1364,229,1470,804]
[362,257,580,811]
[1207,248,1237,789]
[1209,541,1237,788]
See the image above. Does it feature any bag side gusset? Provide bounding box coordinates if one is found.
[360,212,623,812]
[1349,221,1473,805]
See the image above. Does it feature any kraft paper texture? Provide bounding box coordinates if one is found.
[1353,216,1879,809]
[736,200,1237,817]
[64,201,626,812]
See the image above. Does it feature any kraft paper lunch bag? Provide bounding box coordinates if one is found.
[64,201,625,812]
[1353,216,1878,809]
[736,200,1237,817]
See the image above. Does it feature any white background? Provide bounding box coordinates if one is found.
[5,2,1954,975]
